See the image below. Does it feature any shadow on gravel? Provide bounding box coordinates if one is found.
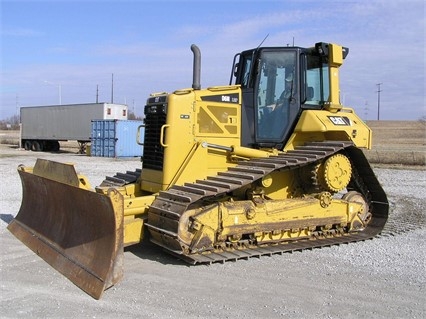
[1,211,187,267]
[0,214,14,224]
[125,239,189,267]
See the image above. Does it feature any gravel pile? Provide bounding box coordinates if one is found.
[0,145,425,318]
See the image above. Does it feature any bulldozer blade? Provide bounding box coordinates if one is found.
[7,160,124,299]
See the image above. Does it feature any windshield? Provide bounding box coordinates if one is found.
[255,50,297,141]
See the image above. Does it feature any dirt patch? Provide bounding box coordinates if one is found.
[363,120,425,165]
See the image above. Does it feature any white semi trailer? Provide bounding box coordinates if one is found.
[20,103,128,152]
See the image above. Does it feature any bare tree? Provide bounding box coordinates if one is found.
[0,115,20,130]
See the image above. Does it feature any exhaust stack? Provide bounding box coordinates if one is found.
[191,44,201,90]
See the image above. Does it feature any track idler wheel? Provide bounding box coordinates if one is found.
[343,191,371,230]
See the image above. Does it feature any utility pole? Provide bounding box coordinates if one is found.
[16,93,19,117]
[376,83,382,120]
[364,100,368,121]
[96,85,99,103]
[111,73,114,103]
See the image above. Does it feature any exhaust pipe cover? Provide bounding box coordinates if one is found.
[191,44,201,90]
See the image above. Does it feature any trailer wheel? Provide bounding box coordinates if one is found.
[31,141,41,152]
[43,142,51,151]
[24,141,32,151]
[51,141,60,152]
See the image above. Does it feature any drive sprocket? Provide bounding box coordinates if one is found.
[317,153,352,193]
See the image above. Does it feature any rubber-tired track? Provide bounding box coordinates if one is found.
[141,142,389,264]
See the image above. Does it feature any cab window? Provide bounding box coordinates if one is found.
[305,55,329,105]
[255,50,296,141]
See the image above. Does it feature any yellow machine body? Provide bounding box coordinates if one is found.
[8,42,388,299]
[140,85,242,193]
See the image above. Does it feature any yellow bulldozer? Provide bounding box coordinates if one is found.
[8,42,389,299]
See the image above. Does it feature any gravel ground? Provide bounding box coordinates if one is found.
[0,144,425,319]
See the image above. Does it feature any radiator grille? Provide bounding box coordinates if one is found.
[142,101,167,170]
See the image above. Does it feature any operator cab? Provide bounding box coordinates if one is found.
[231,43,340,149]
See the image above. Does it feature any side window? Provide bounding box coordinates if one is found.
[241,58,252,88]
[306,68,321,105]
[306,56,329,105]
[321,64,330,102]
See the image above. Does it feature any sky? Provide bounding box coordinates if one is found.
[0,0,425,120]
